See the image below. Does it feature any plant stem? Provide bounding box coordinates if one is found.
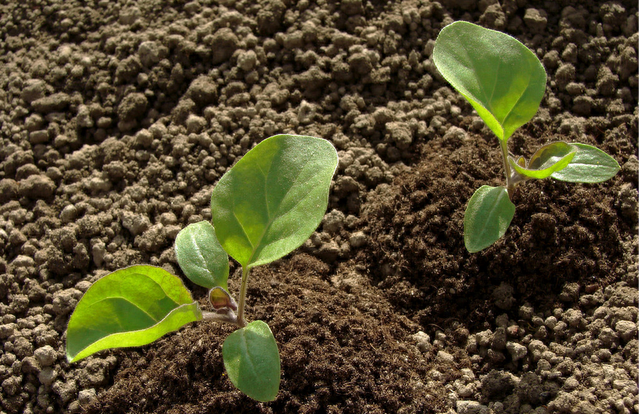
[500,139,514,198]
[202,310,238,326]
[235,266,250,328]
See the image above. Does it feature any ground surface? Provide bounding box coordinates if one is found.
[0,0,638,413]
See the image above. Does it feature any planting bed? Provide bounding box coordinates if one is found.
[0,0,638,413]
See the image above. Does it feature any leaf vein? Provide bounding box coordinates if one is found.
[248,148,320,265]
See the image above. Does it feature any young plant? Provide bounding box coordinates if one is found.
[433,21,620,253]
[66,134,339,402]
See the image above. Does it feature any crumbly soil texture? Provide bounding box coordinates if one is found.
[0,0,638,413]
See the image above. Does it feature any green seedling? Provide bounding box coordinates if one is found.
[433,21,620,253]
[66,134,339,402]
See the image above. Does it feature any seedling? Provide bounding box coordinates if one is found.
[433,21,620,253]
[66,134,339,402]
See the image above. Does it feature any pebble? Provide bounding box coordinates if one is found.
[117,92,148,122]
[51,288,82,315]
[323,209,345,234]
[563,308,583,328]
[18,175,56,199]
[31,92,70,113]
[413,331,431,353]
[456,400,489,414]
[34,345,57,367]
[437,350,455,363]
[615,320,638,342]
[38,367,57,386]
[78,388,98,406]
[506,342,527,361]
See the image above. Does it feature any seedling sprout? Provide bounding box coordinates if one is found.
[66,134,339,401]
[433,21,620,252]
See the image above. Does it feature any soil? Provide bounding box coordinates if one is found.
[0,0,638,414]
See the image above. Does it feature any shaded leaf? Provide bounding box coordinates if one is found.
[551,143,620,183]
[66,265,201,363]
[223,320,281,402]
[464,186,515,253]
[175,221,229,289]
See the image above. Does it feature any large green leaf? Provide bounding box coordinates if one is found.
[211,134,338,268]
[551,143,620,183]
[66,265,202,363]
[223,320,281,402]
[175,221,229,289]
[509,142,577,180]
[464,185,516,253]
[433,21,547,142]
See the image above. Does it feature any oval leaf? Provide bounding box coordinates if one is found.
[464,185,515,253]
[223,320,281,402]
[66,265,202,363]
[509,142,576,180]
[211,134,338,268]
[175,221,229,289]
[433,21,547,142]
[550,143,621,183]
[209,286,238,311]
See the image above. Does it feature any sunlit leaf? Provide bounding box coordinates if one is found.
[433,21,547,142]
[66,265,202,362]
[211,134,338,268]
[509,142,576,180]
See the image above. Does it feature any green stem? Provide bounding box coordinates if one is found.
[236,266,250,328]
[500,140,514,198]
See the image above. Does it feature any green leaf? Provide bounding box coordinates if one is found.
[211,134,338,268]
[66,265,202,363]
[550,143,621,183]
[509,142,577,180]
[464,185,515,253]
[433,21,547,142]
[223,320,281,402]
[175,221,229,289]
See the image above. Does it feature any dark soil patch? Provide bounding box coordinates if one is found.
[359,119,638,335]
[85,255,456,414]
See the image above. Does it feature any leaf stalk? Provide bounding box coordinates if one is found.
[500,139,514,198]
[236,266,250,328]
[202,310,239,325]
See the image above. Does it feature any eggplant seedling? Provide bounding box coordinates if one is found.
[433,21,620,253]
[66,134,339,402]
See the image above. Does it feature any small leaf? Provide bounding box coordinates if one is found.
[464,186,515,253]
[66,265,202,363]
[551,143,621,183]
[209,286,237,311]
[509,142,576,180]
[223,320,281,402]
[433,21,547,142]
[211,135,338,269]
[175,221,229,289]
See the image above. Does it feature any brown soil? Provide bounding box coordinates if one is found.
[0,0,638,413]
[360,120,635,331]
